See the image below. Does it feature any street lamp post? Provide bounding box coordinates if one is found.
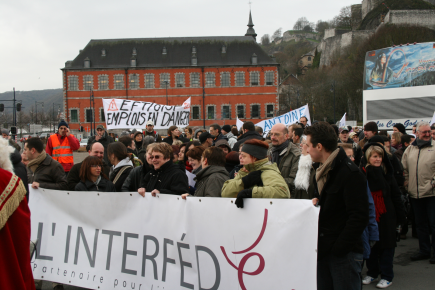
[35,101,44,133]
[52,103,61,133]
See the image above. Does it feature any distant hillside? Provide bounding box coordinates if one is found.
[0,89,63,113]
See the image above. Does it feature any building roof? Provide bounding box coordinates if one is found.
[64,36,276,69]
[280,74,301,86]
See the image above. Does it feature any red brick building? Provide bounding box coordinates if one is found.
[61,14,279,131]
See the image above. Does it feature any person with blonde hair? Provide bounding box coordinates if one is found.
[361,142,405,288]
[391,132,402,150]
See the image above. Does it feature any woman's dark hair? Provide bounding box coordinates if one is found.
[231,127,239,136]
[184,141,201,162]
[226,151,240,165]
[168,125,178,137]
[79,156,107,182]
[186,146,205,161]
[119,136,133,148]
[172,145,180,157]
[107,142,129,161]
[401,134,411,146]
[185,127,193,134]
[202,147,226,167]
[243,138,269,149]
[304,122,338,153]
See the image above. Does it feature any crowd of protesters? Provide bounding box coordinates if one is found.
[2,116,435,290]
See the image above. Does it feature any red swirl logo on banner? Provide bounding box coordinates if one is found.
[220,209,268,290]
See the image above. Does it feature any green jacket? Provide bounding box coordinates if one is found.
[221,158,290,199]
[267,141,301,193]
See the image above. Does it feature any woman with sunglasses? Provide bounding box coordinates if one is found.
[138,143,189,197]
[75,156,116,192]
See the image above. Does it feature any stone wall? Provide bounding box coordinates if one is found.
[383,10,435,30]
[323,28,352,40]
[318,30,374,66]
[362,0,381,19]
[283,31,320,42]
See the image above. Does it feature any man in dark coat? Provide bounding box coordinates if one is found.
[232,121,262,152]
[87,125,114,166]
[67,142,110,190]
[305,122,368,290]
[10,150,29,201]
[209,123,228,146]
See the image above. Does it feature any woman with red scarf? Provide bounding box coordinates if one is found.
[360,142,405,289]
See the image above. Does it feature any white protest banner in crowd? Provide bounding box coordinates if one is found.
[255,104,311,136]
[102,98,191,130]
[339,113,347,128]
[29,188,319,290]
[236,117,244,131]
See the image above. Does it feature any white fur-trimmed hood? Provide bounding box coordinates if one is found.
[294,154,312,191]
[0,138,15,173]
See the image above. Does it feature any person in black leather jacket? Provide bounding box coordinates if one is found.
[138,143,188,197]
[121,143,156,192]
[75,156,116,192]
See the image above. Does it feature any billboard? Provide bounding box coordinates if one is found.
[363,42,435,129]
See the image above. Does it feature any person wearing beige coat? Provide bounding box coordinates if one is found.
[401,121,435,263]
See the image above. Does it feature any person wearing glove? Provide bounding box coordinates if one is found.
[222,139,290,208]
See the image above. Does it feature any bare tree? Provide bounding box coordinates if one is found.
[261,34,270,45]
[293,17,309,31]
[335,6,352,29]
[271,28,282,41]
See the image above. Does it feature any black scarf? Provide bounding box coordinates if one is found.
[417,138,432,149]
[365,166,386,192]
[271,140,289,164]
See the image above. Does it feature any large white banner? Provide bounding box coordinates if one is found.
[29,188,319,290]
[255,104,311,136]
[103,98,191,130]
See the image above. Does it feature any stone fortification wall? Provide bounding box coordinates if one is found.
[318,30,374,66]
[382,10,435,30]
[283,31,320,42]
[362,0,381,19]
[323,28,352,40]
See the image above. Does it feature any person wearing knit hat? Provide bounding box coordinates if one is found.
[359,121,378,149]
[393,123,406,135]
[46,120,80,174]
[215,139,231,154]
[221,139,290,208]
[221,124,237,149]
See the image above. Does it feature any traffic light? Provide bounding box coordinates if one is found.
[0,104,4,112]
[10,126,17,135]
[16,103,21,111]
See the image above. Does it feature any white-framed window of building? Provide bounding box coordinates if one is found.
[237,104,245,118]
[221,72,230,87]
[250,71,259,86]
[70,109,79,123]
[98,75,109,90]
[221,105,230,119]
[175,73,185,87]
[68,75,78,91]
[160,73,170,88]
[251,104,260,119]
[129,74,139,89]
[235,71,245,86]
[265,71,274,86]
[205,72,215,87]
[85,108,94,122]
[144,74,154,88]
[192,106,200,120]
[190,72,200,87]
[114,74,124,90]
[266,104,275,118]
[100,108,105,122]
[83,75,93,91]
[207,105,215,119]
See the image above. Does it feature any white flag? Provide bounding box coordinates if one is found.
[339,113,346,128]
[430,111,435,126]
[237,117,244,131]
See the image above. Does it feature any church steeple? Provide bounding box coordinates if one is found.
[245,10,257,40]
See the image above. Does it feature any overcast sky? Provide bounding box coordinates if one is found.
[0,0,352,93]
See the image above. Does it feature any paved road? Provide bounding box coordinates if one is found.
[37,231,433,289]
[73,151,88,164]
